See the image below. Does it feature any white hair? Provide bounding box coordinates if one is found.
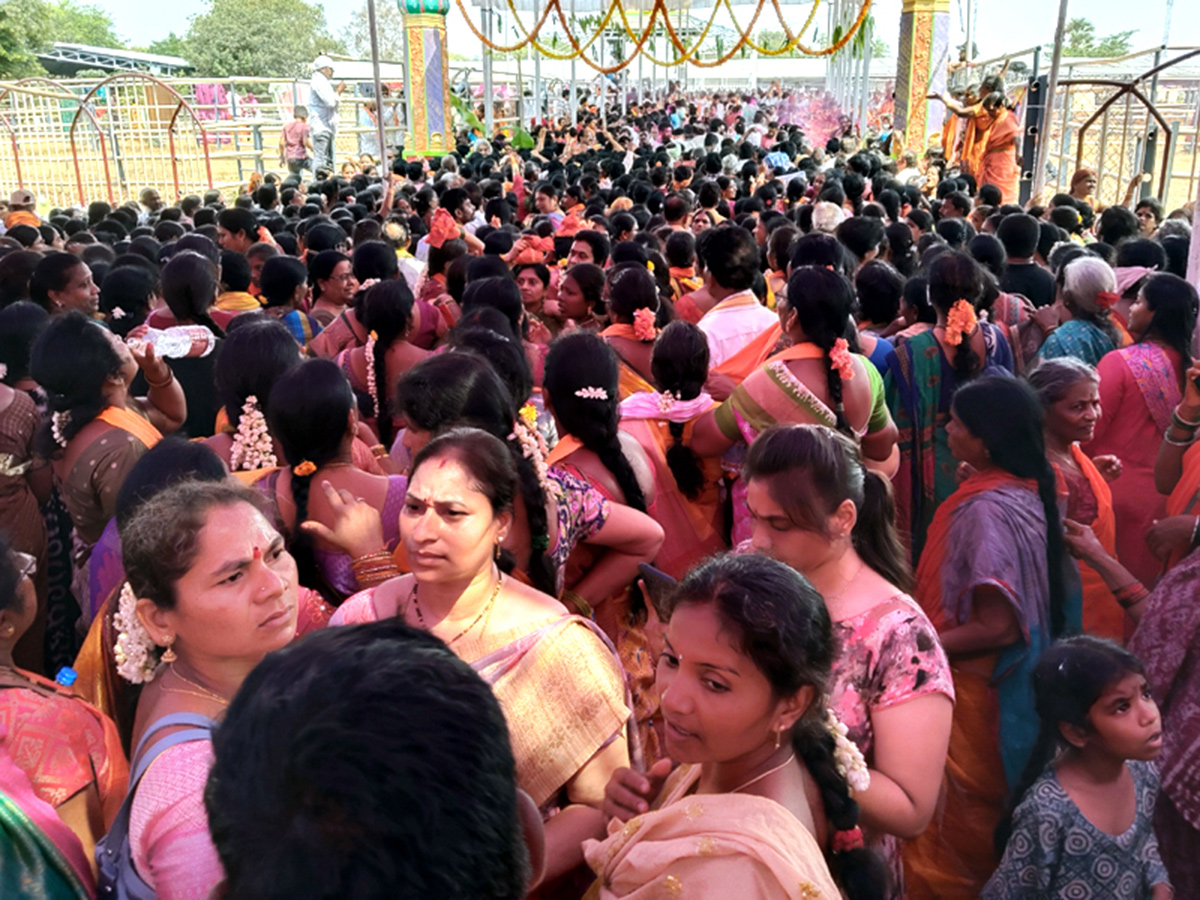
[812,201,845,235]
[1062,256,1116,312]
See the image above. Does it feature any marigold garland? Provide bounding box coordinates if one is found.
[455,0,870,75]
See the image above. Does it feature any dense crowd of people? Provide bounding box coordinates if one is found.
[0,75,1197,900]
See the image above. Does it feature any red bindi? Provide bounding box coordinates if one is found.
[252,546,262,560]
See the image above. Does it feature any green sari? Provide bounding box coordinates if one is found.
[0,791,91,900]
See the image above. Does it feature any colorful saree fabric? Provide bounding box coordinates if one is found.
[600,325,657,400]
[582,763,840,900]
[1059,444,1124,641]
[978,110,1021,204]
[713,344,889,544]
[1084,343,1181,586]
[904,470,1069,900]
[617,393,727,579]
[885,324,1013,564]
[0,741,93,900]
[1129,547,1200,897]
[332,595,631,809]
[1035,319,1116,368]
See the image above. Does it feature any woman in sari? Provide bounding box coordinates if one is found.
[257,257,324,351]
[692,266,898,545]
[600,264,661,400]
[975,94,1020,205]
[1151,359,1200,572]
[544,333,662,763]
[885,251,1014,563]
[742,426,954,900]
[586,553,885,900]
[258,360,405,603]
[335,281,430,448]
[1083,272,1197,587]
[30,312,185,612]
[1027,358,1126,640]
[392,352,664,607]
[327,428,633,891]
[558,263,607,334]
[618,321,727,579]
[95,481,313,900]
[1,538,127,898]
[904,377,1073,900]
[307,251,359,329]
[1035,256,1120,367]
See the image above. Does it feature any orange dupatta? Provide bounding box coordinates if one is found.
[97,406,162,449]
[710,323,783,383]
[904,468,1034,900]
[1069,444,1123,641]
[1163,441,1200,571]
[600,325,656,398]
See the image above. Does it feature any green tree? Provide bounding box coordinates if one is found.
[185,0,343,78]
[0,0,51,76]
[1062,17,1135,58]
[44,0,123,47]
[340,1,406,61]
[147,32,189,58]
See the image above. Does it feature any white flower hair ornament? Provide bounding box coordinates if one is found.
[574,386,608,401]
[50,411,71,448]
[825,707,870,793]
[113,582,161,683]
[229,395,277,472]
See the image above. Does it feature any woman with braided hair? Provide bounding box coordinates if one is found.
[885,250,1014,564]
[588,553,888,900]
[618,321,727,580]
[335,280,430,450]
[692,265,898,544]
[543,331,663,763]
[257,359,406,603]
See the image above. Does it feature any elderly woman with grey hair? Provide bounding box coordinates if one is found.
[1034,256,1121,367]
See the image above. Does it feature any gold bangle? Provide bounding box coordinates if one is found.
[144,369,174,388]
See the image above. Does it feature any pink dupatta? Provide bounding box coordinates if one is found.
[1118,343,1181,434]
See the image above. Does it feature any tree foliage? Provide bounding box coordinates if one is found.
[0,0,50,77]
[185,0,344,78]
[1062,17,1135,58]
[147,32,189,58]
[0,0,121,77]
[45,0,122,47]
[341,1,407,62]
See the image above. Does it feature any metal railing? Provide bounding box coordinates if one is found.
[0,72,426,207]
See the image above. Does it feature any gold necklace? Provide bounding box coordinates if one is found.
[410,572,503,646]
[729,751,797,795]
[162,664,229,706]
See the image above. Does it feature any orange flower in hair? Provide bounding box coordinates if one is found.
[293,460,317,477]
[633,307,658,342]
[944,299,978,347]
[829,337,855,381]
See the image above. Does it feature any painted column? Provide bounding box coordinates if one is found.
[893,0,950,153]
[400,0,454,155]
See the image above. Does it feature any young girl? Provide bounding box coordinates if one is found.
[983,636,1172,900]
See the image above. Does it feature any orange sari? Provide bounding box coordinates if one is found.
[710,323,783,384]
[1068,445,1123,641]
[1163,442,1200,572]
[978,109,1021,204]
[904,469,1034,900]
[600,325,656,399]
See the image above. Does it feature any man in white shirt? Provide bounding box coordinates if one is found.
[696,226,777,368]
[309,55,345,175]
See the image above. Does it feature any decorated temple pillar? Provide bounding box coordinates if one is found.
[400,0,454,155]
[893,0,950,154]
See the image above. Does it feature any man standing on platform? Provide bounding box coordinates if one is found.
[309,55,346,176]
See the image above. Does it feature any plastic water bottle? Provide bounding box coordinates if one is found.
[55,667,77,687]
[127,326,216,359]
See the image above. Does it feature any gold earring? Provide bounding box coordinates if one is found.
[773,728,782,750]
[161,637,177,664]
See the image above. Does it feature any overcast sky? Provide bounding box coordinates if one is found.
[104,0,1192,65]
